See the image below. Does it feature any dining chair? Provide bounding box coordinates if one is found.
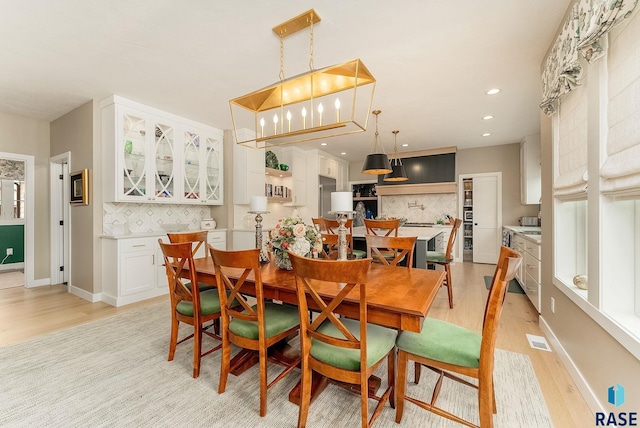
[167,230,216,292]
[289,252,397,428]
[319,232,340,259]
[311,217,327,233]
[426,218,462,308]
[365,235,417,267]
[158,240,223,378]
[394,246,522,428]
[324,217,367,259]
[209,246,301,417]
[363,218,400,237]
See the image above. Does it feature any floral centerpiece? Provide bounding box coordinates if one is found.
[269,217,323,270]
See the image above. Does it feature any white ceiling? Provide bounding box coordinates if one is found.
[0,1,570,162]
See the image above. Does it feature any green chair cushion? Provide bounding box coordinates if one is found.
[426,251,452,264]
[184,281,216,292]
[229,302,299,340]
[176,289,223,317]
[310,318,397,371]
[396,318,481,368]
[351,249,367,259]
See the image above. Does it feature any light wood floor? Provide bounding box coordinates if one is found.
[0,261,593,427]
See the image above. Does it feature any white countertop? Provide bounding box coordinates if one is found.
[101,228,227,240]
[352,226,446,241]
[503,225,541,244]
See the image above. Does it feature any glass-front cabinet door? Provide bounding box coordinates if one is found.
[181,127,223,204]
[203,133,222,202]
[121,112,148,200]
[152,121,178,202]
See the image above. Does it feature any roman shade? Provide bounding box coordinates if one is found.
[554,76,588,200]
[601,7,640,198]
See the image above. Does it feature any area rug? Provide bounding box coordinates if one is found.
[0,302,552,427]
[0,270,24,290]
[484,275,525,294]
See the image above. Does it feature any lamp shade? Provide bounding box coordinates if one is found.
[383,162,408,181]
[331,191,353,213]
[250,196,268,212]
[362,153,392,175]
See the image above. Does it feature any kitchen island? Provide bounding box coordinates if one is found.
[352,225,448,269]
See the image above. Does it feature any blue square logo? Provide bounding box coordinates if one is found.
[608,384,625,407]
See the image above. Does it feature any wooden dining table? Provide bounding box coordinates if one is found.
[187,256,446,404]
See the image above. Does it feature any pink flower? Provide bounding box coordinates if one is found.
[293,223,306,238]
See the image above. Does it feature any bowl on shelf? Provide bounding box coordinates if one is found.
[160,223,188,232]
[279,164,289,171]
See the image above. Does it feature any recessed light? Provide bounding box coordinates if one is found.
[482,133,491,137]
[402,144,409,147]
[485,88,501,95]
[341,152,346,155]
[320,142,327,146]
[482,115,494,120]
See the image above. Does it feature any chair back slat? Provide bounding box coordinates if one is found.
[311,217,327,233]
[365,235,416,267]
[364,219,400,237]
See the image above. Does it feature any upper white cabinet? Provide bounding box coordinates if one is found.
[317,151,349,190]
[279,147,307,206]
[318,154,338,178]
[520,134,541,205]
[101,96,223,204]
[233,129,265,205]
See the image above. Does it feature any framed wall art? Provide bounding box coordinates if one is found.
[70,169,89,205]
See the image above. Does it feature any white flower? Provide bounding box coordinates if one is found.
[291,236,311,256]
[293,223,306,238]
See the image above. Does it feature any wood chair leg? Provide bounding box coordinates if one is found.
[259,345,268,417]
[388,348,395,409]
[445,264,453,309]
[193,324,202,378]
[218,334,231,394]
[478,377,494,428]
[297,355,311,428]
[168,316,179,361]
[395,350,408,423]
[414,361,421,384]
[360,373,369,428]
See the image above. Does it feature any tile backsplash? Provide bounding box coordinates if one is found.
[103,203,212,235]
[380,193,457,223]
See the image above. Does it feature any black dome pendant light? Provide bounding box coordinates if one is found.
[362,110,392,175]
[383,130,408,182]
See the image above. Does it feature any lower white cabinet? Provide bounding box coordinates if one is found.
[103,230,227,307]
[523,239,541,312]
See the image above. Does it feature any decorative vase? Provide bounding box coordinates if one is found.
[273,250,293,270]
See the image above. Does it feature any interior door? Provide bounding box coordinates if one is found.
[473,174,500,264]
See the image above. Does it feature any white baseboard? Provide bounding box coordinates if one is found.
[539,316,604,413]
[28,277,51,287]
[68,284,101,303]
[0,262,25,271]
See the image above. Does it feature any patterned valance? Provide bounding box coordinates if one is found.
[540,0,638,115]
[0,159,25,181]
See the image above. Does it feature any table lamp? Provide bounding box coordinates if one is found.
[249,196,270,264]
[330,191,353,260]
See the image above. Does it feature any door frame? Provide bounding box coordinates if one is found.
[457,172,502,262]
[0,151,35,287]
[50,152,71,286]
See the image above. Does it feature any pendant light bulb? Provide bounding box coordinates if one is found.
[383,130,408,182]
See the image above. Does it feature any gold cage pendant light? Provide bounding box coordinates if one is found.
[230,9,376,149]
[362,110,392,175]
[383,130,408,181]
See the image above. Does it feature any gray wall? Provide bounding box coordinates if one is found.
[0,111,50,280]
[50,101,94,293]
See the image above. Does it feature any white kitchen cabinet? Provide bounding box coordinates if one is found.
[233,128,265,205]
[513,234,526,285]
[318,154,338,178]
[279,147,307,206]
[520,134,541,205]
[101,95,223,204]
[103,237,166,307]
[523,238,541,312]
[337,161,349,191]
